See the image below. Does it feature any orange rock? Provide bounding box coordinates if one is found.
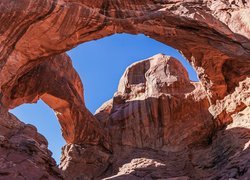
[0,0,249,179]
[96,54,214,150]
[3,54,110,148]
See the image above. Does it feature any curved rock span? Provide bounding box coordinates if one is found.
[0,0,249,179]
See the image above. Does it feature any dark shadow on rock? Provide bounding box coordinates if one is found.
[97,94,215,153]
[100,126,250,180]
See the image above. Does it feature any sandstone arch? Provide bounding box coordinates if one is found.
[0,0,249,179]
[3,54,110,148]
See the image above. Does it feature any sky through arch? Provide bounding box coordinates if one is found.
[68,33,199,113]
[10,33,199,163]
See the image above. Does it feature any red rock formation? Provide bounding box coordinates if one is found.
[0,0,249,138]
[2,53,110,148]
[57,54,249,179]
[1,0,249,102]
[0,108,62,179]
[0,53,110,179]
[93,54,249,179]
[0,0,249,127]
[59,144,111,179]
[0,0,249,179]
[96,54,214,150]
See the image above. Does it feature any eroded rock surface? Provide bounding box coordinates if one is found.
[96,54,214,150]
[1,0,250,105]
[0,0,249,179]
[58,54,249,179]
[0,108,62,179]
[92,54,249,179]
[0,53,111,179]
[3,53,110,147]
[60,144,111,180]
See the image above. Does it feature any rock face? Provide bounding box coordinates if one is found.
[0,108,62,179]
[92,54,249,179]
[3,53,110,147]
[0,0,249,180]
[0,53,111,179]
[1,0,249,106]
[59,144,111,179]
[96,54,214,150]
[58,54,249,179]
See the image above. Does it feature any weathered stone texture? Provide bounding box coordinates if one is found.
[0,108,62,179]
[0,0,249,179]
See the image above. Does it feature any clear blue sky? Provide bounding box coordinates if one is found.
[10,34,198,164]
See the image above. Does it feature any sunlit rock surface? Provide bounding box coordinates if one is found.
[3,53,110,147]
[96,54,214,150]
[0,0,249,179]
[93,54,250,179]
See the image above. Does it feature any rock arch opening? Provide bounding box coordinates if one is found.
[9,100,65,163]
[67,33,199,113]
[9,33,199,164]
[0,1,249,179]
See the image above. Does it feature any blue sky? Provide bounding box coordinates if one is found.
[10,34,198,163]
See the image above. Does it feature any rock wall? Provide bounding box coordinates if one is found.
[0,0,249,179]
[96,54,214,150]
[1,0,250,103]
[65,54,248,179]
[2,53,110,147]
[0,108,63,179]
[0,0,249,128]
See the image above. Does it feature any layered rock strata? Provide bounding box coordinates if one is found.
[96,54,214,150]
[60,54,249,179]
[0,0,249,145]
[92,54,249,179]
[0,53,111,179]
[2,54,110,147]
[0,0,249,179]
[0,108,62,179]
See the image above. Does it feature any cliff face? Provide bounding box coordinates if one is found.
[96,54,214,150]
[0,108,62,179]
[0,0,249,179]
[60,54,249,179]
